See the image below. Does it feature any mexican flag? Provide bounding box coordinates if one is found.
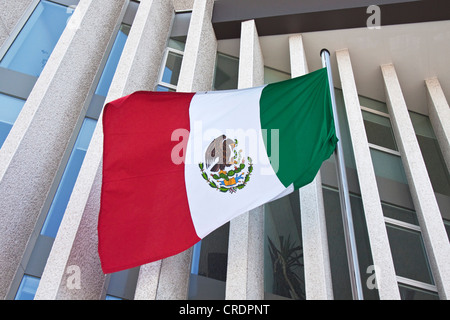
[98,67,337,273]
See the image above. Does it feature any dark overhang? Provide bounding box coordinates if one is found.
[212,0,450,39]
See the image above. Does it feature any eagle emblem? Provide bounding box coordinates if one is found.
[199,135,253,193]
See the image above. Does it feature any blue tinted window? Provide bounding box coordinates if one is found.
[0,0,73,77]
[156,85,175,92]
[0,93,26,148]
[40,118,97,238]
[161,51,183,86]
[15,275,40,300]
[40,23,129,238]
[95,25,130,97]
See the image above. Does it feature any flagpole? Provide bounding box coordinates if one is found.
[320,49,364,300]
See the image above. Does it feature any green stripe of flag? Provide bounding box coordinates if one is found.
[259,67,338,189]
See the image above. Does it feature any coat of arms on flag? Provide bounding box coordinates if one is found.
[199,135,253,194]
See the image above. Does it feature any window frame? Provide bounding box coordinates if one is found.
[156,46,185,91]
[360,99,439,297]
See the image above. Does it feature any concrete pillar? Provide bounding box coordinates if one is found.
[288,34,334,300]
[133,0,217,300]
[425,77,450,172]
[35,0,175,300]
[288,35,309,76]
[381,64,450,299]
[336,49,400,299]
[177,0,216,93]
[0,0,128,300]
[225,19,265,300]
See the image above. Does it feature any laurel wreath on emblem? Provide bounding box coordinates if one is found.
[198,135,253,194]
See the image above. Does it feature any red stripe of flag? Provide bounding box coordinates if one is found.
[98,91,201,274]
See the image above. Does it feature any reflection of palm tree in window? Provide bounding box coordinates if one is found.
[267,235,305,300]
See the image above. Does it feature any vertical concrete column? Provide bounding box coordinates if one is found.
[35,0,175,300]
[225,19,265,300]
[381,64,450,299]
[176,0,217,93]
[288,35,309,76]
[134,0,217,300]
[336,49,400,299]
[0,0,128,300]
[425,77,450,172]
[289,34,333,300]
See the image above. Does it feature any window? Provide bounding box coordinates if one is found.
[157,48,184,91]
[212,54,291,91]
[398,283,439,300]
[40,118,97,237]
[409,111,450,237]
[381,202,418,226]
[385,211,439,299]
[445,221,450,242]
[359,95,438,299]
[95,24,131,97]
[0,93,25,148]
[10,4,135,299]
[322,187,378,300]
[40,22,130,239]
[0,0,75,148]
[385,221,434,285]
[362,110,398,151]
[264,191,305,300]
[264,66,290,84]
[14,275,40,300]
[0,0,75,77]
[105,267,140,300]
[361,97,412,207]
[213,53,239,91]
[156,12,191,92]
[188,224,229,300]
[409,111,450,196]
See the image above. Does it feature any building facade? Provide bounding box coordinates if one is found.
[0,0,449,300]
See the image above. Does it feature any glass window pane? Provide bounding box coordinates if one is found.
[0,0,73,77]
[264,191,305,300]
[0,93,26,148]
[398,283,439,300]
[161,51,183,86]
[106,267,140,300]
[188,223,229,300]
[445,221,450,242]
[386,223,434,285]
[370,148,408,185]
[95,24,129,97]
[264,66,290,84]
[362,110,398,151]
[213,53,239,91]
[381,202,418,226]
[359,95,388,113]
[322,187,378,300]
[168,38,186,51]
[40,118,97,238]
[156,85,175,92]
[15,275,40,300]
[409,111,450,198]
